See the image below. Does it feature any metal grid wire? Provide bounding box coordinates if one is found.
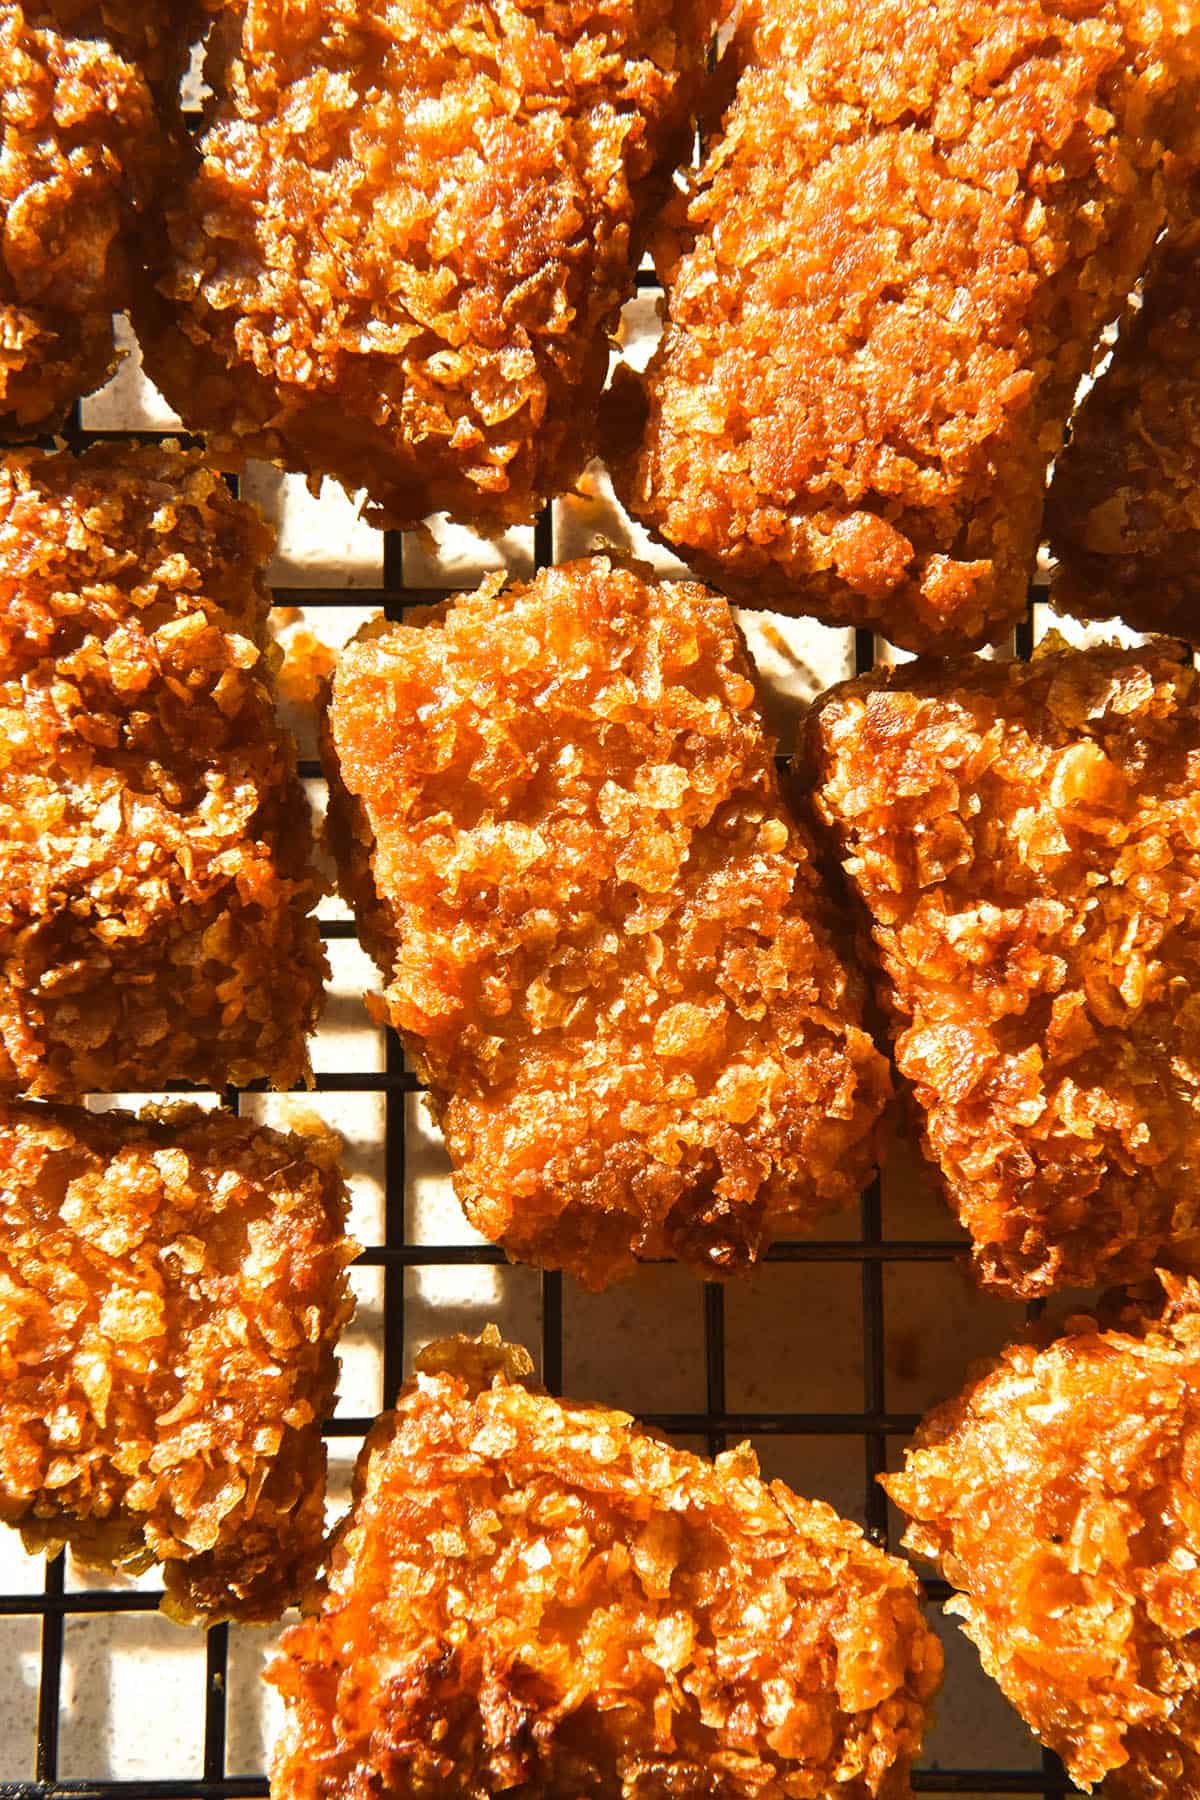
[0,114,1093,1800]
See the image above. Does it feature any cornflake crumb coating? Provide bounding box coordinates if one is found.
[1047,176,1200,638]
[324,557,891,1289]
[886,1276,1200,1798]
[267,1327,943,1800]
[137,0,724,530]
[799,639,1200,1296]
[0,1098,356,1622]
[0,2,164,431]
[0,443,327,1099]
[604,0,1200,655]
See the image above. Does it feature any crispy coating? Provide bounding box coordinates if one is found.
[31,1,206,87]
[267,1327,943,1800]
[323,557,891,1288]
[886,1276,1200,1797]
[0,442,327,1099]
[136,0,723,530]
[799,639,1200,1296]
[0,1097,356,1622]
[0,3,165,432]
[604,0,1200,655]
[1046,177,1200,638]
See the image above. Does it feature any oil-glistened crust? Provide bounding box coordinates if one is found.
[267,1330,943,1800]
[324,557,892,1289]
[605,0,1200,653]
[0,1098,356,1621]
[0,442,327,1098]
[801,640,1200,1295]
[886,1277,1200,1798]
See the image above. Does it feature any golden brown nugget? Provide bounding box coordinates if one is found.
[324,557,891,1288]
[605,0,1200,655]
[267,1329,943,1800]
[800,640,1200,1297]
[136,0,724,531]
[886,1277,1200,1798]
[0,3,165,432]
[0,442,327,1098]
[0,1098,356,1622]
[1047,177,1200,638]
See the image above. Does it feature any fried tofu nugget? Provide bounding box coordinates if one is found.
[0,443,327,1098]
[323,557,891,1288]
[0,2,165,432]
[799,639,1200,1296]
[135,0,724,531]
[0,1098,356,1622]
[267,1328,943,1800]
[604,0,1200,655]
[1047,176,1200,638]
[886,1276,1200,1798]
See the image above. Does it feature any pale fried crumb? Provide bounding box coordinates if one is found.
[886,1275,1200,1798]
[267,1327,942,1800]
[323,556,892,1289]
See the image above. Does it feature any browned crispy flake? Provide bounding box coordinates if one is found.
[886,1277,1200,1799]
[0,2,165,432]
[323,557,891,1289]
[0,442,328,1099]
[135,0,724,531]
[799,639,1200,1296]
[604,0,1200,654]
[1047,177,1200,638]
[0,1097,356,1622]
[267,1328,943,1800]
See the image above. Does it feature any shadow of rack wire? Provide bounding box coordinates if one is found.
[0,75,1085,1800]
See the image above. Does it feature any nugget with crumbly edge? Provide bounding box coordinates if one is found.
[136,0,724,530]
[0,1098,356,1622]
[604,0,1200,654]
[267,1327,942,1800]
[886,1275,1200,1798]
[34,0,205,88]
[799,638,1200,1296]
[0,442,327,1098]
[0,3,165,432]
[1047,177,1200,638]
[323,556,891,1288]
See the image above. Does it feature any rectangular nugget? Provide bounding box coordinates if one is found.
[0,1098,355,1621]
[136,0,724,530]
[0,442,327,1098]
[324,556,891,1289]
[605,0,1199,654]
[800,640,1200,1296]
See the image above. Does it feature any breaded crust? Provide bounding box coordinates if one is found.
[1047,177,1200,638]
[323,557,891,1288]
[799,639,1200,1296]
[0,442,327,1098]
[604,0,1200,654]
[136,0,723,530]
[267,1328,943,1800]
[0,2,164,431]
[0,1098,356,1622]
[31,1,205,88]
[885,1276,1200,1798]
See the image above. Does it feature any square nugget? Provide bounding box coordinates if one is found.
[801,639,1200,1295]
[0,443,327,1097]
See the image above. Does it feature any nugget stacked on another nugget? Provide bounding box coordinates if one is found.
[0,2,165,432]
[137,0,725,529]
[606,0,1200,654]
[267,1329,942,1800]
[1047,176,1200,638]
[0,1098,356,1621]
[0,443,327,1098]
[800,640,1200,1296]
[324,557,891,1287]
[887,1276,1200,1799]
